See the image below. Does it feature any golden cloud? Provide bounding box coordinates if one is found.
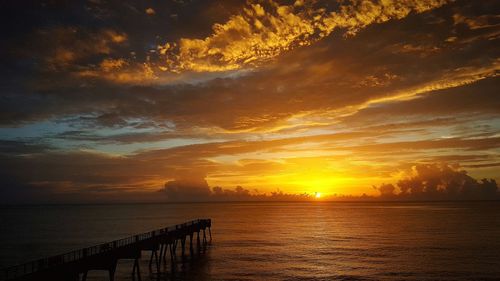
[78,60,158,84]
[157,0,450,73]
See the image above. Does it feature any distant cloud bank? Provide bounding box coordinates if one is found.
[161,163,498,202]
[373,164,498,201]
[1,162,497,204]
[163,179,313,202]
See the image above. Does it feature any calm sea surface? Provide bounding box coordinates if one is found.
[1,202,499,280]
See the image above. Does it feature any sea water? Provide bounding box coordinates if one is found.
[1,202,499,280]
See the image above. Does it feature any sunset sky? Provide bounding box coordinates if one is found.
[0,0,499,202]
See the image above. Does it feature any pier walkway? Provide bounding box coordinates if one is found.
[1,218,212,281]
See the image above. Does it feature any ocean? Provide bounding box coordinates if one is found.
[1,202,499,280]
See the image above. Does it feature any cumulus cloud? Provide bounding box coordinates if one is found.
[163,172,212,201]
[375,164,499,200]
[161,168,314,202]
[164,183,313,202]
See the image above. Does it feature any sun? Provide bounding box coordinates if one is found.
[315,192,321,199]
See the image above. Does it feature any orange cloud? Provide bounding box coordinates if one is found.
[156,0,449,73]
[77,61,158,84]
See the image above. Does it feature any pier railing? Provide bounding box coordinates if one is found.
[2,218,211,280]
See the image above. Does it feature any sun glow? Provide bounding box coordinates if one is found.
[315,192,321,199]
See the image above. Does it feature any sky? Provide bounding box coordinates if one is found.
[0,0,499,203]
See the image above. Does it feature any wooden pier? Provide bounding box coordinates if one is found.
[1,219,212,281]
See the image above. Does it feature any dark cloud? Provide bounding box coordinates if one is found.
[0,140,52,156]
[212,186,314,201]
[163,182,314,202]
[163,172,212,201]
[343,77,500,127]
[375,164,499,200]
[340,137,500,154]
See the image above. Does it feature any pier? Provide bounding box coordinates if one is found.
[1,219,212,281]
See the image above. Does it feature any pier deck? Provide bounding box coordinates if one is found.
[1,218,212,281]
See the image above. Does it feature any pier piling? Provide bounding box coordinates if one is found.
[1,219,212,281]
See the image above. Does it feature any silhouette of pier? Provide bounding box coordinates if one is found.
[2,219,212,281]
